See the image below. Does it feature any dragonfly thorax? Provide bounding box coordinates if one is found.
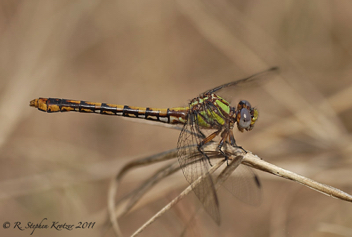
[188,93,232,129]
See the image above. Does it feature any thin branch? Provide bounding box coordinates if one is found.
[108,148,181,237]
[109,145,352,237]
[240,150,352,202]
[108,144,221,236]
[131,158,225,237]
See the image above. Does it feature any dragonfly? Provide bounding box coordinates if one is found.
[30,67,277,224]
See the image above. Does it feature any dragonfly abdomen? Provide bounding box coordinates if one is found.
[30,98,188,124]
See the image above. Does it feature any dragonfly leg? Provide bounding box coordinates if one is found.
[197,147,212,166]
[197,129,222,166]
[229,130,247,153]
[198,130,207,139]
[217,137,229,165]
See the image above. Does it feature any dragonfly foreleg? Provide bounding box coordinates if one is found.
[229,130,247,153]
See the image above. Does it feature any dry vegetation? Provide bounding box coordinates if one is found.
[1,1,352,237]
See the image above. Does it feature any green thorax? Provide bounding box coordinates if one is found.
[189,93,231,128]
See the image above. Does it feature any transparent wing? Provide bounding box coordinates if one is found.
[177,113,221,225]
[201,67,279,103]
[221,165,262,206]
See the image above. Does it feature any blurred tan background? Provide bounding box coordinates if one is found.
[1,0,352,236]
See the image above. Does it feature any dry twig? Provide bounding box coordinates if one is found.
[108,144,352,236]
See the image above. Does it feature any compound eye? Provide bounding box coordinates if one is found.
[241,100,251,108]
[239,108,251,129]
[237,100,252,111]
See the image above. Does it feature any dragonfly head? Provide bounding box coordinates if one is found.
[235,100,258,132]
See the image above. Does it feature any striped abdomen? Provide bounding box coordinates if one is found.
[30,98,188,125]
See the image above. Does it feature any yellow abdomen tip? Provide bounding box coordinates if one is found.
[29,99,38,108]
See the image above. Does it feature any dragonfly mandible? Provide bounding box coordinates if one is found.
[30,67,278,224]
